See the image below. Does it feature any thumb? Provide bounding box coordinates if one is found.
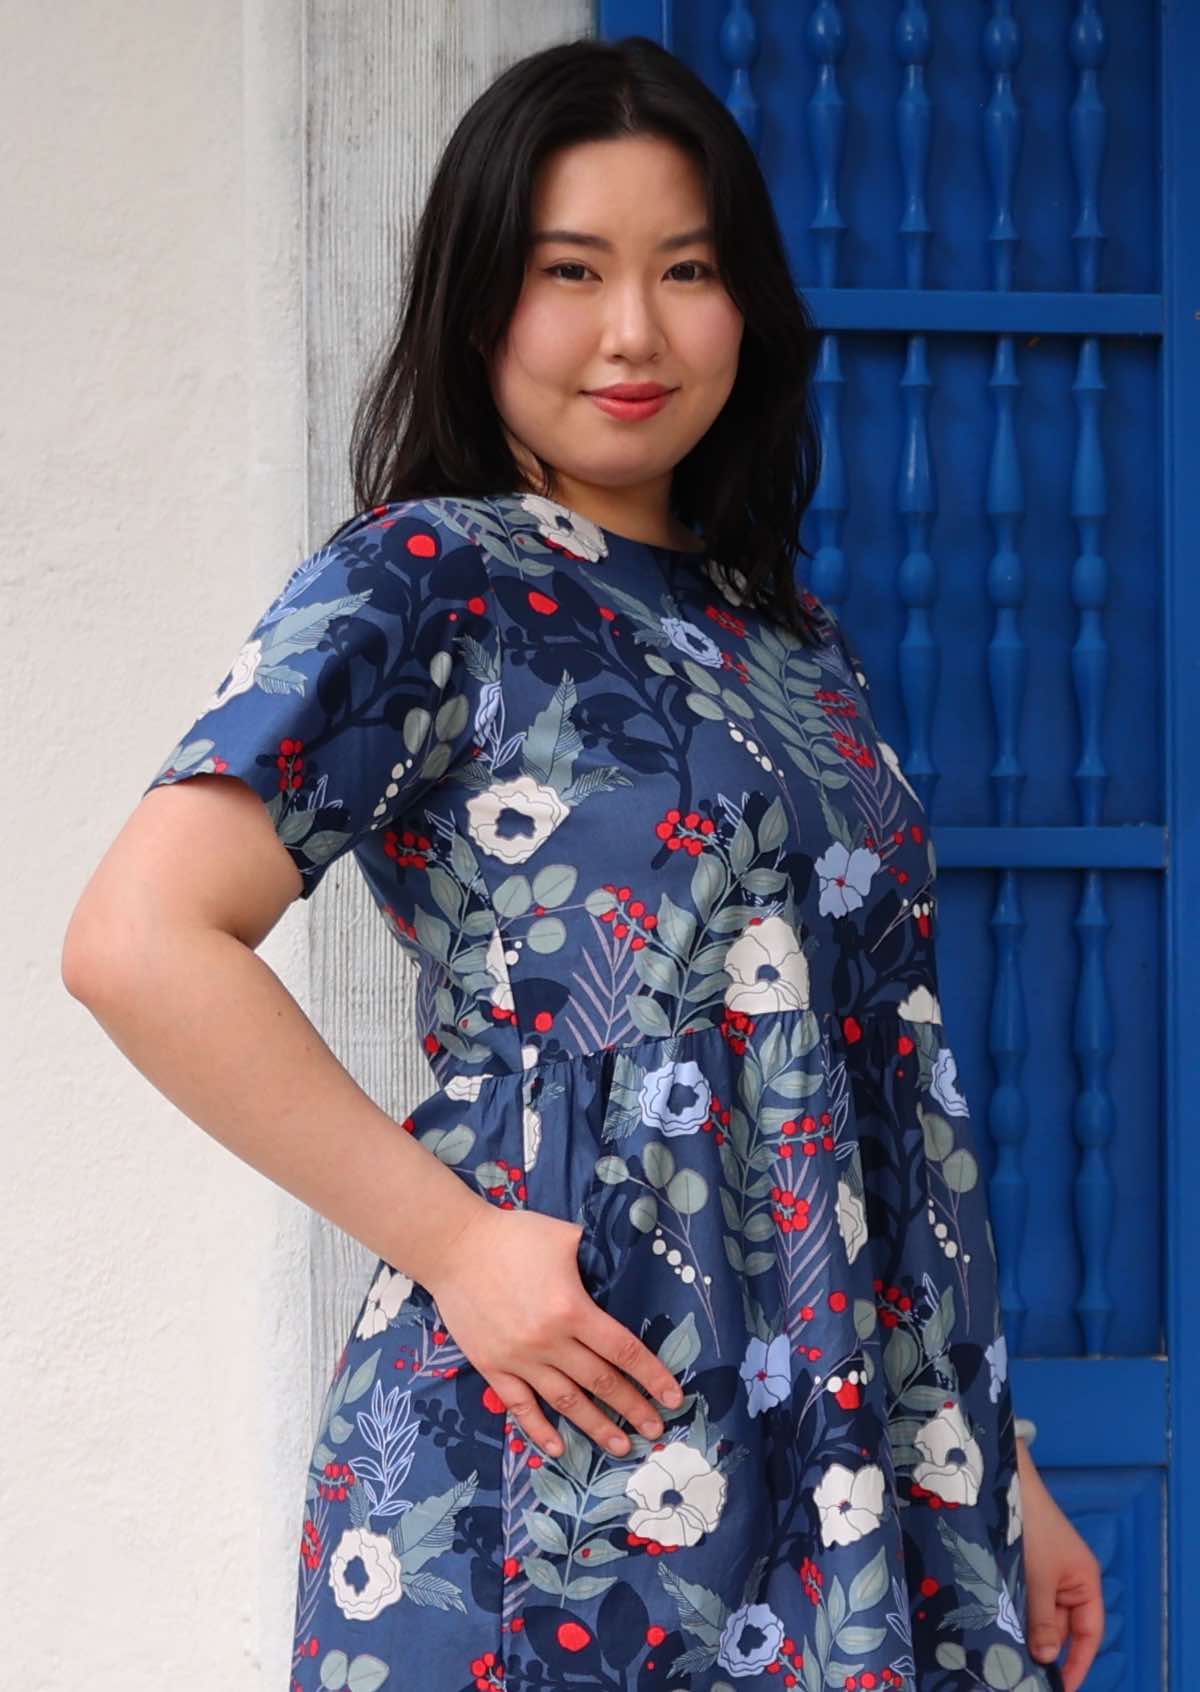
[1027,1600,1065,1663]
[1026,1577,1064,1662]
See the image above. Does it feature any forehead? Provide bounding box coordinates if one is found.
[530,135,711,239]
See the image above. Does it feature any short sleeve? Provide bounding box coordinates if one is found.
[142,498,502,900]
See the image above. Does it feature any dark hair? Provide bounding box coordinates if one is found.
[334,34,825,645]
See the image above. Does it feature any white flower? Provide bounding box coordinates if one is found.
[913,1400,984,1506]
[836,1178,868,1266]
[1006,1463,1024,1546]
[812,1460,886,1546]
[701,555,750,607]
[444,1073,488,1102]
[639,1058,711,1137]
[896,983,942,1024]
[523,1102,542,1173]
[356,1263,414,1338]
[328,1526,404,1620]
[467,775,570,864]
[815,840,881,918]
[485,925,516,1012]
[518,494,608,562]
[877,738,920,803]
[931,1046,969,1116]
[625,1442,728,1547]
[199,636,264,713]
[724,916,811,1015]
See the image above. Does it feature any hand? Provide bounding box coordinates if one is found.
[427,1203,685,1459]
[1017,1443,1105,1691]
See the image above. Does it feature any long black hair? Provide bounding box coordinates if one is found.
[334,33,826,645]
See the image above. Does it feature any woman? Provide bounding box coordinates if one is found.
[63,33,1103,1692]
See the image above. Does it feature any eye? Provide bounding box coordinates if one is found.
[542,260,716,283]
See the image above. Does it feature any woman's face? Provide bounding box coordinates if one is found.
[488,133,745,531]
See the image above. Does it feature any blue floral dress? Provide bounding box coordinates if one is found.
[145,492,1064,1692]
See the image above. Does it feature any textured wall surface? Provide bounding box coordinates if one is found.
[3,1,586,1686]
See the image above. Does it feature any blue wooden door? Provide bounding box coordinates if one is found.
[599,4,1198,1687]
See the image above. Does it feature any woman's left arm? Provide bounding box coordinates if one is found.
[1016,1437,1106,1692]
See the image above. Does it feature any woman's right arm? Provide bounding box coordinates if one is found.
[61,771,683,1456]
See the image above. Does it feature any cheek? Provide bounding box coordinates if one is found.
[502,291,593,385]
[682,296,744,378]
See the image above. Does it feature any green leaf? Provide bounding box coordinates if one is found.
[628,994,672,1038]
[493,874,532,918]
[656,892,697,956]
[942,1148,978,1192]
[837,1625,888,1654]
[683,658,722,694]
[983,1643,1025,1689]
[630,1194,659,1232]
[347,1656,390,1692]
[658,1310,703,1375]
[531,863,577,908]
[595,1155,629,1186]
[320,1650,350,1689]
[884,1326,919,1400]
[919,1106,955,1162]
[564,1572,620,1600]
[757,796,788,852]
[521,1555,566,1595]
[667,1167,709,1216]
[853,1298,877,1340]
[523,1507,570,1555]
[846,1544,890,1612]
[685,690,725,721]
[526,915,566,954]
[691,853,724,922]
[642,1140,676,1188]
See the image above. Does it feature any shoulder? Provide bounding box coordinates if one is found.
[295,496,501,607]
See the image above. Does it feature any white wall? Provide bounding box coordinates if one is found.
[2,2,587,1686]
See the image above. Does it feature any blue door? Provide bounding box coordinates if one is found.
[599,4,1199,1687]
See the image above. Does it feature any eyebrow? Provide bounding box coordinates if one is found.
[530,226,715,252]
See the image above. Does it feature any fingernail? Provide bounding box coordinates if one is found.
[663,1386,683,1406]
[641,1418,663,1437]
[609,1434,629,1453]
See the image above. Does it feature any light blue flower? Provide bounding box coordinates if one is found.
[815,840,881,918]
[931,1045,970,1117]
[739,1333,792,1417]
[986,1332,1008,1402]
[717,1600,786,1677]
[660,616,723,666]
[639,1058,712,1137]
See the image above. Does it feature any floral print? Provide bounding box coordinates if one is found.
[145,491,1064,1692]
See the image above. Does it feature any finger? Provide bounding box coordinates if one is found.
[582,1306,685,1413]
[556,1336,670,1438]
[528,1362,638,1456]
[484,1369,569,1458]
[1060,1594,1106,1692]
[1026,1570,1065,1667]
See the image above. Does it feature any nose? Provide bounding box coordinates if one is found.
[597,279,668,363]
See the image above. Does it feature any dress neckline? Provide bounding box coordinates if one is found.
[500,490,708,559]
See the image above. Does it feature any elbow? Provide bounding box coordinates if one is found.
[61,904,125,1006]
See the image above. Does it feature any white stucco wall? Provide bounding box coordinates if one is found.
[4,2,313,1685]
[2,1,586,1686]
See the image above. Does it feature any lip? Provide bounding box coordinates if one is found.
[586,383,674,400]
[585,386,676,422]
